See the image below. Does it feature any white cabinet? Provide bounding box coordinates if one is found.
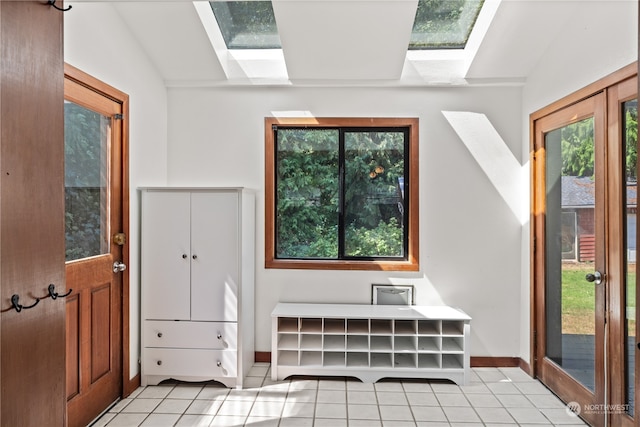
[141,188,254,388]
[271,303,471,385]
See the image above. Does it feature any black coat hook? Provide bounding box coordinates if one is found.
[11,294,40,313]
[48,284,72,300]
[48,1,72,12]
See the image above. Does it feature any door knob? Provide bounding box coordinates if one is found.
[112,261,127,273]
[585,271,603,285]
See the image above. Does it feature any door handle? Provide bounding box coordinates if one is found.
[585,271,603,285]
[112,261,127,273]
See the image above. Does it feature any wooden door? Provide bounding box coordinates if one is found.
[533,71,639,426]
[64,68,127,427]
[533,93,607,426]
[607,76,638,427]
[0,2,66,426]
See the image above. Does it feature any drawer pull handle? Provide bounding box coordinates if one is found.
[157,360,162,366]
[217,334,222,340]
[157,332,163,338]
[217,361,222,367]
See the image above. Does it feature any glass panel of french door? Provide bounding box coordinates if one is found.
[623,97,637,418]
[545,116,597,392]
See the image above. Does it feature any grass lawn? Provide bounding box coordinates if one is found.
[561,263,636,335]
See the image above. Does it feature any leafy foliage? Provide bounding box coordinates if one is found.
[346,218,403,257]
[560,117,595,177]
[344,131,405,257]
[276,129,339,258]
[560,101,638,180]
[276,128,406,259]
[625,100,638,180]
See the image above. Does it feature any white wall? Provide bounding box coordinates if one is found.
[520,0,638,364]
[167,85,525,356]
[523,1,637,114]
[64,0,637,379]
[65,2,169,379]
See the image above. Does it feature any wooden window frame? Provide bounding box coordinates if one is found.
[265,117,419,271]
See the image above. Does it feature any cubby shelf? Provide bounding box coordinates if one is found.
[271,303,471,385]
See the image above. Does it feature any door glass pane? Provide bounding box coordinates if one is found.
[545,117,596,392]
[64,101,110,261]
[275,129,339,258]
[623,98,637,415]
[344,131,406,258]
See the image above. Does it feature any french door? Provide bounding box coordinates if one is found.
[533,72,639,427]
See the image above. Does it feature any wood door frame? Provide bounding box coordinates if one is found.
[606,75,638,427]
[530,62,638,425]
[64,63,137,396]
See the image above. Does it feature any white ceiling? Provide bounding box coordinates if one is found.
[68,0,637,87]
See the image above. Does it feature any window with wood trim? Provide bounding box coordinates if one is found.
[265,117,419,271]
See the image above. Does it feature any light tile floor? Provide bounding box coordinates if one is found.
[91,364,588,427]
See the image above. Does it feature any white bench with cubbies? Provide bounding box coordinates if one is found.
[271,303,471,385]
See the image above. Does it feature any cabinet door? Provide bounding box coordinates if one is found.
[191,191,239,321]
[142,191,191,320]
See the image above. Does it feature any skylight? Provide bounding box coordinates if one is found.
[209,0,484,51]
[197,0,495,84]
[410,0,484,49]
[209,1,281,49]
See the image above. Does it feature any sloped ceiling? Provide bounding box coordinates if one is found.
[67,0,636,87]
[113,2,228,81]
[274,0,417,81]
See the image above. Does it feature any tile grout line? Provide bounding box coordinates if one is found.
[460,379,486,425]
[479,369,581,427]
[100,366,589,427]
[272,372,290,427]
[402,379,419,426]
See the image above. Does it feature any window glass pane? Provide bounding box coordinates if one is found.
[276,129,339,258]
[344,131,405,258]
[64,101,110,262]
[410,0,484,49]
[210,1,281,49]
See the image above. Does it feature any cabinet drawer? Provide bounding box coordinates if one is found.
[144,348,237,378]
[144,321,237,350]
